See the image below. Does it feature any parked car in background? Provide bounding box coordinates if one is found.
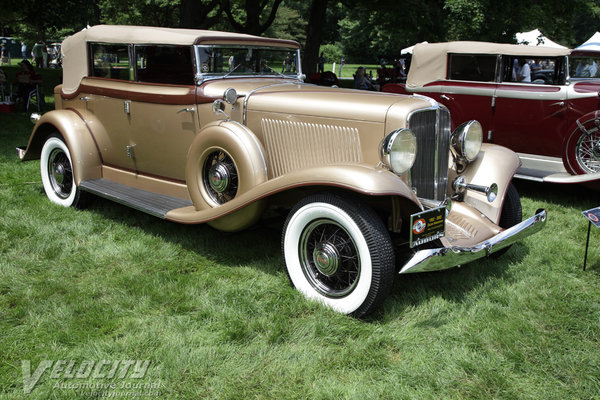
[383,41,600,185]
[17,26,546,317]
[47,42,62,68]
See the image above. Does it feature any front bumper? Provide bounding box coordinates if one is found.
[398,208,547,274]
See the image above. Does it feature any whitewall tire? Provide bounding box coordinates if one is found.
[40,135,83,207]
[282,194,395,317]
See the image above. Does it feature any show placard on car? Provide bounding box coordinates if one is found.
[409,206,446,248]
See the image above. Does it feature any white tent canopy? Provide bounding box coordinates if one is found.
[401,41,427,55]
[515,29,567,49]
[576,32,600,51]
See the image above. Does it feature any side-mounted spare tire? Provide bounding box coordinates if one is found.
[185,121,268,231]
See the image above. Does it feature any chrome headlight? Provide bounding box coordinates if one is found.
[381,128,417,175]
[452,120,482,162]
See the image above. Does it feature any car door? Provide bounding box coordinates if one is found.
[84,43,137,171]
[417,53,499,133]
[491,56,569,158]
[127,45,200,181]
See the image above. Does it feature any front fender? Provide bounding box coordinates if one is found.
[19,110,101,185]
[452,143,520,225]
[167,164,421,224]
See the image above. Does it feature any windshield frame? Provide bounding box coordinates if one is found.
[193,44,303,84]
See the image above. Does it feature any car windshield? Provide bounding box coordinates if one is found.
[195,45,299,79]
[569,55,600,79]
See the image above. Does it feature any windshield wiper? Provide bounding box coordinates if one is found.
[223,63,242,78]
[263,63,288,78]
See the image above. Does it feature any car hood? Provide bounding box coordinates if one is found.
[200,78,434,125]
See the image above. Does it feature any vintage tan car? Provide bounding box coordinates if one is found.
[17,25,546,317]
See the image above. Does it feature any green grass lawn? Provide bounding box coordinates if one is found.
[1,68,600,399]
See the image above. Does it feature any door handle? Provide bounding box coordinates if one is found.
[79,96,91,102]
[177,107,195,114]
[550,101,565,107]
[440,94,452,101]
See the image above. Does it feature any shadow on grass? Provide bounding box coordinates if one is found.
[513,179,598,210]
[82,193,529,320]
[84,195,284,271]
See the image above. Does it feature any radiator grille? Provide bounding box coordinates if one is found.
[408,108,451,201]
[261,119,362,178]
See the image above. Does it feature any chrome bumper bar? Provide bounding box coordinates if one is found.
[398,209,547,274]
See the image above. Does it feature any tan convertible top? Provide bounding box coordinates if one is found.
[61,25,300,94]
[407,41,572,88]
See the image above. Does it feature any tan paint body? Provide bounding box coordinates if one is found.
[22,26,519,237]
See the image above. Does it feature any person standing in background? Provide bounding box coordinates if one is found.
[0,45,6,66]
[32,41,44,68]
[21,41,27,60]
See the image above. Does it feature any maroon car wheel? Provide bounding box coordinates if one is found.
[565,118,600,175]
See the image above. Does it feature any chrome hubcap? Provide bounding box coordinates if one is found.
[208,163,230,193]
[203,150,238,204]
[313,242,340,276]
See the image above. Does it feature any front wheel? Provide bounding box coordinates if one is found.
[40,134,85,207]
[282,194,395,317]
[493,182,522,258]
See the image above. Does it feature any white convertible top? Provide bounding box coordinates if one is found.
[61,25,300,94]
[407,41,571,88]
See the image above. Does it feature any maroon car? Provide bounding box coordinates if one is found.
[384,41,600,185]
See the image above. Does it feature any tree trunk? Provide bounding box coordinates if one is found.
[302,0,328,76]
[180,0,220,29]
[221,0,283,35]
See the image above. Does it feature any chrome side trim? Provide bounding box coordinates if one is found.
[398,209,547,274]
[543,171,600,184]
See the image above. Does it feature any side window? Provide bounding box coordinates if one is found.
[89,43,131,80]
[502,56,561,84]
[448,54,497,82]
[569,56,600,79]
[135,45,194,85]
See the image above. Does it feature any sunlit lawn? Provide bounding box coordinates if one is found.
[1,65,599,399]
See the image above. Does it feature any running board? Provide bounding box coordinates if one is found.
[79,179,193,219]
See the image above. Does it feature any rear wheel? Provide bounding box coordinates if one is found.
[282,194,395,317]
[565,118,600,174]
[40,134,85,208]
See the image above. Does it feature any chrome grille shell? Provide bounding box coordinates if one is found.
[407,106,451,201]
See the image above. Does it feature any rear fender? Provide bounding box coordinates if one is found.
[19,110,101,185]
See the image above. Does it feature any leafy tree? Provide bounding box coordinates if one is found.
[221,0,284,35]
[179,0,222,29]
[98,0,180,27]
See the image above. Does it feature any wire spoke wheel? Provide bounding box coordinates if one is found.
[47,147,74,199]
[575,128,600,173]
[283,193,395,317]
[40,134,84,208]
[299,218,361,298]
[202,150,238,205]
